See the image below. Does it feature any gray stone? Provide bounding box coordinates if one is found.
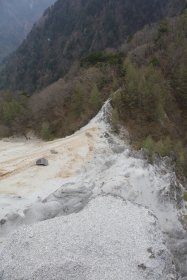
[36,158,48,166]
[0,219,6,226]
[111,145,125,154]
[138,263,147,270]
[50,150,58,154]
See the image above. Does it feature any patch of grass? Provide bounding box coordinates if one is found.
[183,192,187,201]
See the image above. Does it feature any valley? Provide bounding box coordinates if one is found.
[0,0,187,279]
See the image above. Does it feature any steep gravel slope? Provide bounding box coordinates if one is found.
[0,102,186,279]
[0,196,175,280]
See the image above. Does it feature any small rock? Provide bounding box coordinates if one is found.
[111,145,125,154]
[147,247,155,258]
[138,263,147,270]
[0,219,6,226]
[104,132,110,138]
[50,150,58,155]
[36,158,48,166]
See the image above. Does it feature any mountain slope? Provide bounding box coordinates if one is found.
[0,102,186,279]
[0,0,56,62]
[0,0,186,93]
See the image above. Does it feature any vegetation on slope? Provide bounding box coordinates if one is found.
[112,11,187,177]
[0,52,124,139]
[0,0,185,93]
[0,0,55,62]
[0,8,186,178]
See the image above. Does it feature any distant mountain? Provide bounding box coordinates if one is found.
[0,0,56,62]
[0,0,186,93]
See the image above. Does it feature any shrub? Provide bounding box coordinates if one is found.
[155,137,172,157]
[150,57,160,67]
[40,121,52,141]
[0,124,10,138]
[69,84,84,118]
[184,192,187,201]
[142,136,156,159]
[81,51,124,69]
[174,50,187,106]
[2,100,23,124]
[174,141,187,176]
[120,59,168,121]
[89,85,102,112]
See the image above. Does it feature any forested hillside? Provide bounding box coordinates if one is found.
[0,1,186,178]
[0,0,56,62]
[1,11,187,175]
[0,0,185,93]
[112,10,187,177]
[0,2,187,278]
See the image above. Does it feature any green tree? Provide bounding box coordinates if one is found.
[89,85,102,111]
[70,84,84,118]
[141,65,168,121]
[40,121,52,141]
[174,51,187,106]
[123,59,141,109]
[2,100,23,124]
[121,60,168,121]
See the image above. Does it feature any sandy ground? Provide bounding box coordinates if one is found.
[0,126,99,218]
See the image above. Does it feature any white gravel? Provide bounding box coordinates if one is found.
[0,101,186,279]
[0,196,175,280]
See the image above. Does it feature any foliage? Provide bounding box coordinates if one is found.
[0,93,26,125]
[118,59,168,121]
[2,100,23,123]
[142,136,187,176]
[142,136,156,158]
[184,192,187,201]
[0,0,180,93]
[174,49,187,106]
[111,108,120,132]
[40,121,52,141]
[69,84,84,118]
[0,0,56,63]
[0,9,187,180]
[89,85,102,112]
[82,52,124,67]
[142,136,172,158]
[111,11,187,178]
[155,20,169,43]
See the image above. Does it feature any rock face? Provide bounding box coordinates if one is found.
[36,158,48,166]
[0,196,175,280]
